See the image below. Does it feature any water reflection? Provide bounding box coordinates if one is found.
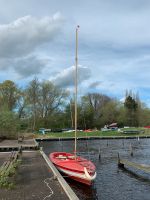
[65,177,98,200]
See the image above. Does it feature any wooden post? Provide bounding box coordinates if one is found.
[130,143,133,156]
[118,153,124,168]
[19,146,22,154]
[137,136,140,144]
[86,141,88,147]
[98,147,101,160]
[122,139,124,147]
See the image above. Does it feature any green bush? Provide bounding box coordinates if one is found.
[0,159,21,189]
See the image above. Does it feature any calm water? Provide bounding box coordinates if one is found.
[40,138,150,200]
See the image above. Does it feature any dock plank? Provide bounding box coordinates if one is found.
[0,139,38,151]
[119,159,150,173]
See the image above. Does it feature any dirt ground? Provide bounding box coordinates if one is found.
[0,151,69,200]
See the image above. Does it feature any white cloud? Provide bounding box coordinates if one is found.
[0,13,64,58]
[0,13,64,79]
[50,65,91,87]
[0,0,150,106]
[120,97,125,103]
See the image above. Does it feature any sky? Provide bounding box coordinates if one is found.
[0,0,150,105]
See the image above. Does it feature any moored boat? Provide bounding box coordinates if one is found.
[50,152,96,185]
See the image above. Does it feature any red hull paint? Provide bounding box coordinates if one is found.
[49,152,96,186]
[144,126,150,128]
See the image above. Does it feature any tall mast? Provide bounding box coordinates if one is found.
[74,25,79,158]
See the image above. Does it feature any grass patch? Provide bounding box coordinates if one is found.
[34,128,150,138]
[0,159,21,189]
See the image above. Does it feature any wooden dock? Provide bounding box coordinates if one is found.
[0,139,39,151]
[118,159,150,173]
[0,151,78,200]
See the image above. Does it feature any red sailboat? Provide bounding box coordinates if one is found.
[50,152,96,185]
[50,26,96,185]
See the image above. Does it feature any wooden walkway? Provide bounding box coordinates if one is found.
[118,159,150,173]
[0,151,73,200]
[0,139,39,151]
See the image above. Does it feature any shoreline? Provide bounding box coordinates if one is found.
[36,135,150,141]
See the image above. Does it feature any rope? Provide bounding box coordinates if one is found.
[43,177,54,200]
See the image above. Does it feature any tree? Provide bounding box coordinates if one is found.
[0,111,19,139]
[17,90,28,119]
[81,93,112,128]
[124,94,138,126]
[26,78,40,131]
[25,78,68,130]
[0,80,20,111]
[37,81,68,127]
[63,98,75,128]
[38,81,67,117]
[100,100,120,126]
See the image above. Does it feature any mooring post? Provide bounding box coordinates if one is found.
[98,147,101,161]
[137,136,140,144]
[122,139,124,147]
[130,143,133,156]
[40,146,43,151]
[118,153,124,168]
[107,140,108,146]
[19,145,22,154]
[86,140,88,147]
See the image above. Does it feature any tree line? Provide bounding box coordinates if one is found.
[0,78,150,138]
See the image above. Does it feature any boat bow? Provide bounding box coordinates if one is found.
[84,167,97,180]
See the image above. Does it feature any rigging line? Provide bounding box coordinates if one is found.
[43,178,54,200]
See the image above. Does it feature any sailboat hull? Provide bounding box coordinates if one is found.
[49,152,96,185]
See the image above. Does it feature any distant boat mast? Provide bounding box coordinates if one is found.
[74,25,79,159]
